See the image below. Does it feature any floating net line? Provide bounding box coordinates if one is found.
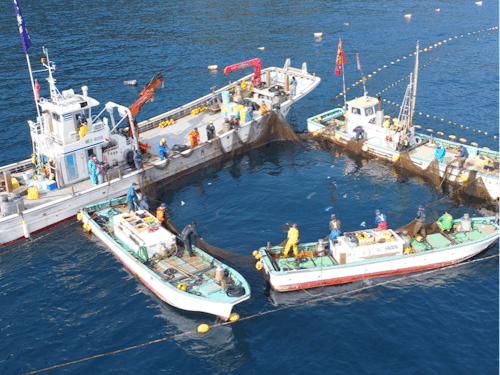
[308,133,498,206]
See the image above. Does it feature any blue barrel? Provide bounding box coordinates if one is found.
[222,91,230,104]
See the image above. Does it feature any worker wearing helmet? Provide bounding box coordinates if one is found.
[206,121,215,141]
[188,128,200,148]
[329,214,341,232]
[374,210,387,231]
[283,224,299,257]
[159,138,168,160]
[260,101,269,114]
[126,182,139,212]
[434,143,446,163]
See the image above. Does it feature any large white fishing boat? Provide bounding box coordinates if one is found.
[80,197,250,319]
[256,216,499,292]
[0,48,320,245]
[307,42,498,201]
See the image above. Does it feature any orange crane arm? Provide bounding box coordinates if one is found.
[128,73,164,151]
[224,58,262,85]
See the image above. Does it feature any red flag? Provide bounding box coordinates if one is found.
[335,38,346,76]
[34,79,40,100]
[356,53,361,70]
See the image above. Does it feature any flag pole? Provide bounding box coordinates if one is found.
[25,53,40,118]
[342,59,346,108]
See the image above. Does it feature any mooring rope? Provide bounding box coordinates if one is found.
[20,253,499,375]
[0,219,77,256]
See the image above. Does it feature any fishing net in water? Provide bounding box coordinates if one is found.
[395,219,440,238]
[194,237,253,265]
[344,138,366,156]
[449,170,497,209]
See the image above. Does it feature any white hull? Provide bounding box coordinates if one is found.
[81,215,248,319]
[1,66,320,245]
[263,235,498,292]
[307,121,499,200]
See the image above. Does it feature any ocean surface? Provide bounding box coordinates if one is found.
[0,0,498,374]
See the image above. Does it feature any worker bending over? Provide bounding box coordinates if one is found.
[181,221,201,257]
[283,224,299,257]
[448,145,469,168]
[437,211,453,232]
[414,205,426,238]
[139,195,150,211]
[353,126,365,142]
[374,210,387,231]
[188,128,200,148]
[245,107,253,122]
[159,138,168,160]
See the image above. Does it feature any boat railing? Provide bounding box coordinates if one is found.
[0,158,33,175]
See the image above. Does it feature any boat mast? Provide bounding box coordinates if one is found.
[409,41,419,126]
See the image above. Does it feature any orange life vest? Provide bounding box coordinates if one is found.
[157,206,165,222]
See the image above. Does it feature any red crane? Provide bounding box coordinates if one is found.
[223,58,262,85]
[128,72,164,151]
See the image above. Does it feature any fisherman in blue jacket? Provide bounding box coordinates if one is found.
[434,143,446,163]
[127,182,139,212]
[159,138,168,160]
[454,145,469,168]
[133,150,142,170]
[375,209,387,231]
[245,107,253,122]
[353,126,365,142]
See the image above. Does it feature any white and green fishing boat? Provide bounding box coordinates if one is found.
[80,197,250,320]
[255,216,499,292]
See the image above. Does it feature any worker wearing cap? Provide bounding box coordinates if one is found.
[260,101,269,114]
[245,106,253,122]
[434,143,446,163]
[139,195,150,211]
[414,205,426,238]
[159,138,168,160]
[206,121,215,141]
[329,214,342,232]
[127,182,139,212]
[437,210,453,232]
[188,128,200,148]
[283,224,299,257]
[375,210,387,231]
[454,145,469,168]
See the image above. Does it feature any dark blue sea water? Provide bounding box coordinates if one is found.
[0,1,498,374]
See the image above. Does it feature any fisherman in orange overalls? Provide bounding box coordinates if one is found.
[188,127,200,148]
[260,101,269,114]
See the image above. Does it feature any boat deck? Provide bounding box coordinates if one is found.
[91,200,246,302]
[267,219,498,272]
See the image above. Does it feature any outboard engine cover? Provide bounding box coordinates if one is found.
[457,213,472,232]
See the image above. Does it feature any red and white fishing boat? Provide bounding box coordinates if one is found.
[255,215,499,292]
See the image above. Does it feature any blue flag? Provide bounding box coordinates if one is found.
[13,0,31,55]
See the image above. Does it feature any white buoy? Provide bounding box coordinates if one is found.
[344,23,349,26]
[208,65,218,70]
[435,8,440,11]
[124,80,138,86]
[257,46,265,50]
[314,32,323,37]
[475,1,482,5]
[22,220,30,239]
[404,14,412,18]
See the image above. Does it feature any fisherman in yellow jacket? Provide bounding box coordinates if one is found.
[283,223,299,257]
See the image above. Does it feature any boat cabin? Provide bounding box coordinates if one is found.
[331,229,405,265]
[346,95,402,145]
[114,211,176,259]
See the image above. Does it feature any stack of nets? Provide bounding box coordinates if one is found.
[395,219,440,238]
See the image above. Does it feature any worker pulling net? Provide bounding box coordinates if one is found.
[395,219,440,238]
[194,238,253,265]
